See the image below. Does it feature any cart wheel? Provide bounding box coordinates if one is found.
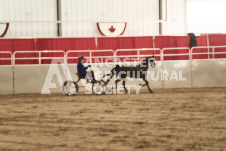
[62,81,79,96]
[92,80,107,95]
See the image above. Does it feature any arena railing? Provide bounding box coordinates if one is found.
[191,46,226,59]
[13,50,65,65]
[4,46,226,66]
[0,51,13,65]
[161,47,190,61]
[114,48,161,62]
[66,50,115,64]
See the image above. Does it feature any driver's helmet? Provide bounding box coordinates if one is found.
[78,56,84,61]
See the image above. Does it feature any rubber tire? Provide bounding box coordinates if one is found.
[92,80,107,95]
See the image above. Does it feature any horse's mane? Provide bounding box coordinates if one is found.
[136,56,154,70]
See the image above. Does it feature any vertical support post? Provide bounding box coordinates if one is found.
[89,51,92,64]
[207,34,210,59]
[159,0,163,35]
[57,0,62,37]
[65,51,68,65]
[190,48,193,60]
[12,52,15,94]
[114,51,117,64]
[13,52,15,65]
[39,51,41,64]
[213,47,215,59]
[161,48,165,88]
[95,37,98,49]
[190,48,193,88]
[161,49,164,61]
[12,64,15,94]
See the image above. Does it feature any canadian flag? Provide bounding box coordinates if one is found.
[0,22,9,37]
[97,22,127,37]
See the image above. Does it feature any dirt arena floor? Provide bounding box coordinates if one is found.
[0,87,226,151]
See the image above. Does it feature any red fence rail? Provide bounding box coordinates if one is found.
[1,46,226,65]
[13,50,65,65]
[0,51,12,65]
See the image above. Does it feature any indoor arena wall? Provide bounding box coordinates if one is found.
[1,59,226,95]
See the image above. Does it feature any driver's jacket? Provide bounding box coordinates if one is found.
[77,62,87,75]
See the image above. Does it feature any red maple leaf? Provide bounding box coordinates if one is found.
[109,26,116,32]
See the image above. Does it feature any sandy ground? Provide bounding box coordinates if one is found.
[0,87,226,151]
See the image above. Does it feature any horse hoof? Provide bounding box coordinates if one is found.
[125,91,129,94]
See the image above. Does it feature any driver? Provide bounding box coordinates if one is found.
[77,56,95,81]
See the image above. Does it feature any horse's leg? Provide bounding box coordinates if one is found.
[75,78,80,83]
[115,79,121,90]
[122,80,128,94]
[144,80,153,93]
[139,74,147,87]
[105,71,114,85]
[139,83,147,87]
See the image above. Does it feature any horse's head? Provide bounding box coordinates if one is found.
[139,56,156,70]
[147,56,156,68]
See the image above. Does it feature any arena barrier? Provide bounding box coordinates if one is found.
[115,48,161,62]
[12,50,65,94]
[191,59,226,87]
[190,46,226,87]
[13,50,66,65]
[0,51,13,94]
[0,47,226,94]
[161,48,191,88]
[66,50,115,64]
[0,66,13,94]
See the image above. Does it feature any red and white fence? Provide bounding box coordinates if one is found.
[115,48,161,62]
[0,51,12,65]
[13,50,65,65]
[1,46,226,65]
[191,46,226,59]
[66,50,115,64]
[1,47,226,94]
[161,47,190,61]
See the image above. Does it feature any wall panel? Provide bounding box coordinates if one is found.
[162,0,186,35]
[191,59,226,87]
[0,66,13,94]
[0,0,57,37]
[1,58,226,94]
[60,0,159,37]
